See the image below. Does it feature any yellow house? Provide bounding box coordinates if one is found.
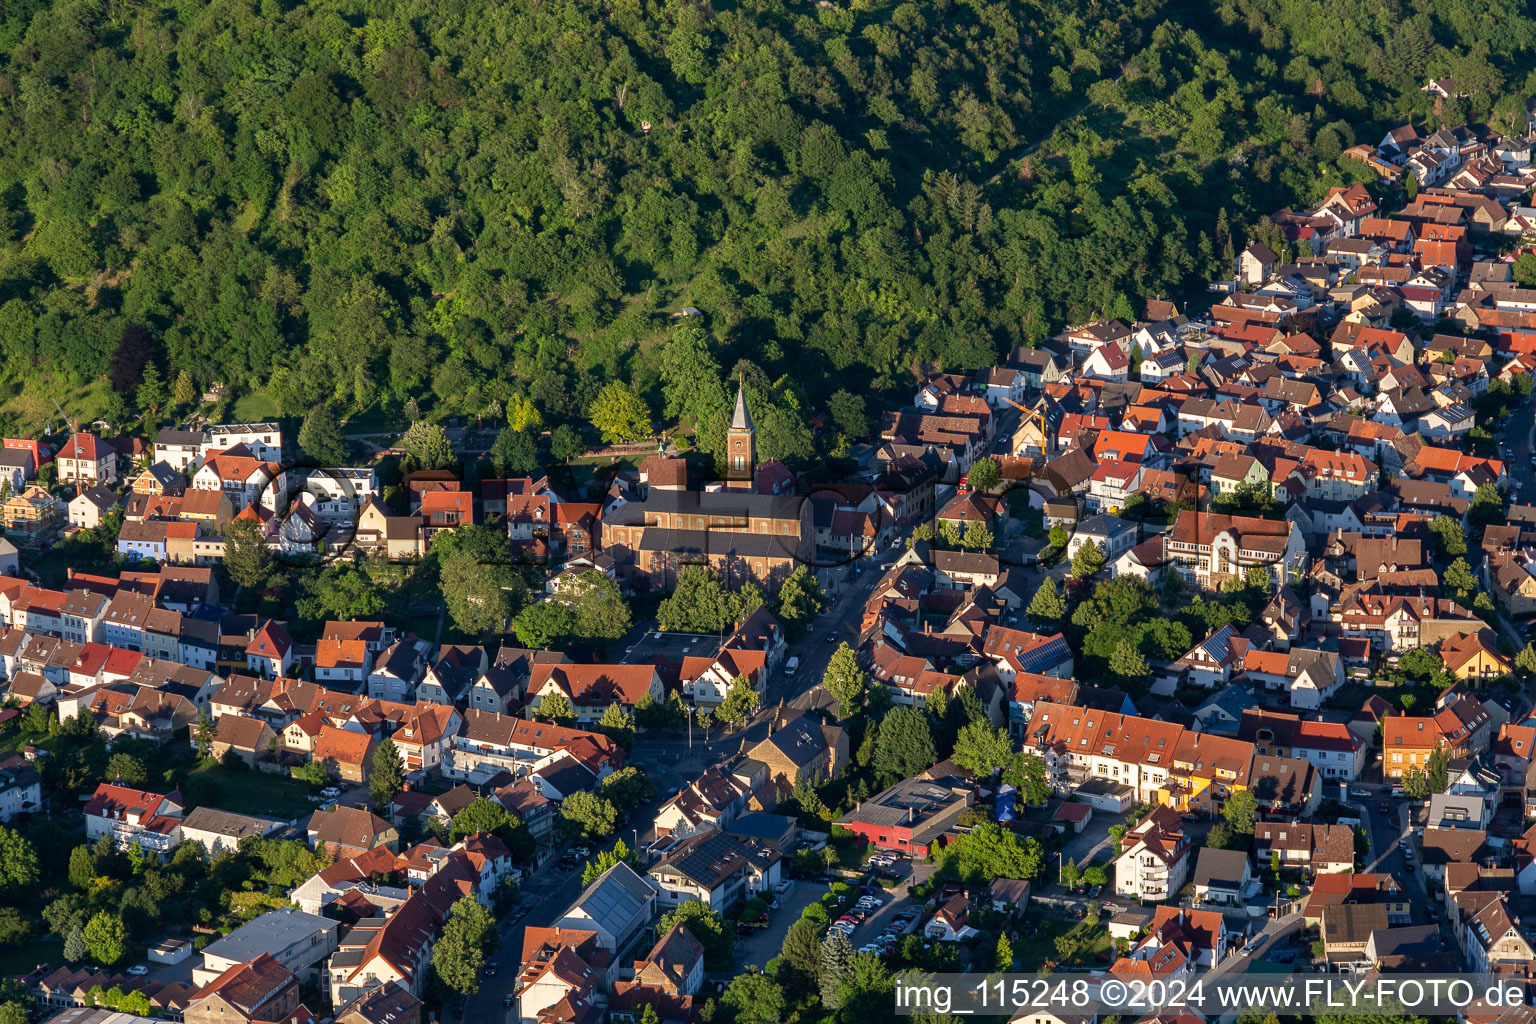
[1491,556,1536,618]
[1163,733,1252,815]
[1440,631,1514,682]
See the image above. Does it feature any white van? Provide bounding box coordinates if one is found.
[785,656,800,676]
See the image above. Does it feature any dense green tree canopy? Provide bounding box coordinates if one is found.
[0,0,1522,437]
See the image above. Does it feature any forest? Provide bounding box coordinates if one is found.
[0,0,1533,456]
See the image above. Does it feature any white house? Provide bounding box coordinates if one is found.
[645,830,782,911]
[203,422,283,462]
[1113,805,1191,902]
[82,782,185,855]
[1066,514,1138,565]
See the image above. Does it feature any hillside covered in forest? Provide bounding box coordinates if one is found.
[0,0,1532,456]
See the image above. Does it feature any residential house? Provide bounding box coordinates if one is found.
[184,954,299,1024]
[367,636,432,703]
[0,758,41,820]
[645,830,782,911]
[306,805,398,858]
[924,893,980,942]
[179,806,284,854]
[1066,514,1138,566]
[312,727,379,785]
[194,907,339,985]
[1165,511,1305,590]
[1247,754,1322,816]
[528,664,663,724]
[1239,710,1366,780]
[1240,648,1343,710]
[57,434,117,488]
[416,644,487,705]
[82,782,184,855]
[744,710,849,803]
[1253,822,1355,876]
[1192,847,1253,907]
[68,487,120,530]
[245,621,294,679]
[211,715,277,769]
[1113,805,1191,902]
[335,984,422,1024]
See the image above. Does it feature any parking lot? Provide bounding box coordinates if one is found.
[734,881,826,968]
[826,853,924,955]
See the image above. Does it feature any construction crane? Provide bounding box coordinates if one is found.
[1003,396,1051,459]
[50,397,78,435]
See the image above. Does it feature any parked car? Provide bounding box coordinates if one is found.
[1348,787,1369,797]
[320,786,343,798]
[126,966,149,977]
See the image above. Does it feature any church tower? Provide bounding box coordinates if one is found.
[726,382,756,483]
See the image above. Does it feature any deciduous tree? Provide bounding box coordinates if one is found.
[0,828,38,891]
[440,551,516,635]
[431,897,495,995]
[661,899,734,970]
[822,643,867,719]
[1222,790,1257,834]
[873,707,936,781]
[588,383,652,444]
[559,791,619,839]
[82,912,125,966]
[1028,577,1066,624]
[513,601,575,648]
[490,427,539,476]
[1071,540,1106,578]
[951,722,1014,777]
[534,691,575,725]
[967,457,1001,492]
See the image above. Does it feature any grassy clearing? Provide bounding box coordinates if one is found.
[0,935,63,975]
[231,391,281,421]
[183,762,323,820]
[1012,917,1113,970]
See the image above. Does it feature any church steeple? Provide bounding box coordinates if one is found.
[731,381,753,431]
[726,381,756,482]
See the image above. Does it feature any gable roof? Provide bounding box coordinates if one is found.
[307,805,394,850]
[192,953,294,1015]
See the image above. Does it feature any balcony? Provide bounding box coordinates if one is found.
[111,822,174,852]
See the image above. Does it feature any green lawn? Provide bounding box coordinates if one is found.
[231,392,281,421]
[0,729,53,757]
[1012,918,1113,970]
[183,763,322,820]
[0,935,63,975]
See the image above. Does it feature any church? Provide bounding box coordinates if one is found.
[602,385,815,589]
